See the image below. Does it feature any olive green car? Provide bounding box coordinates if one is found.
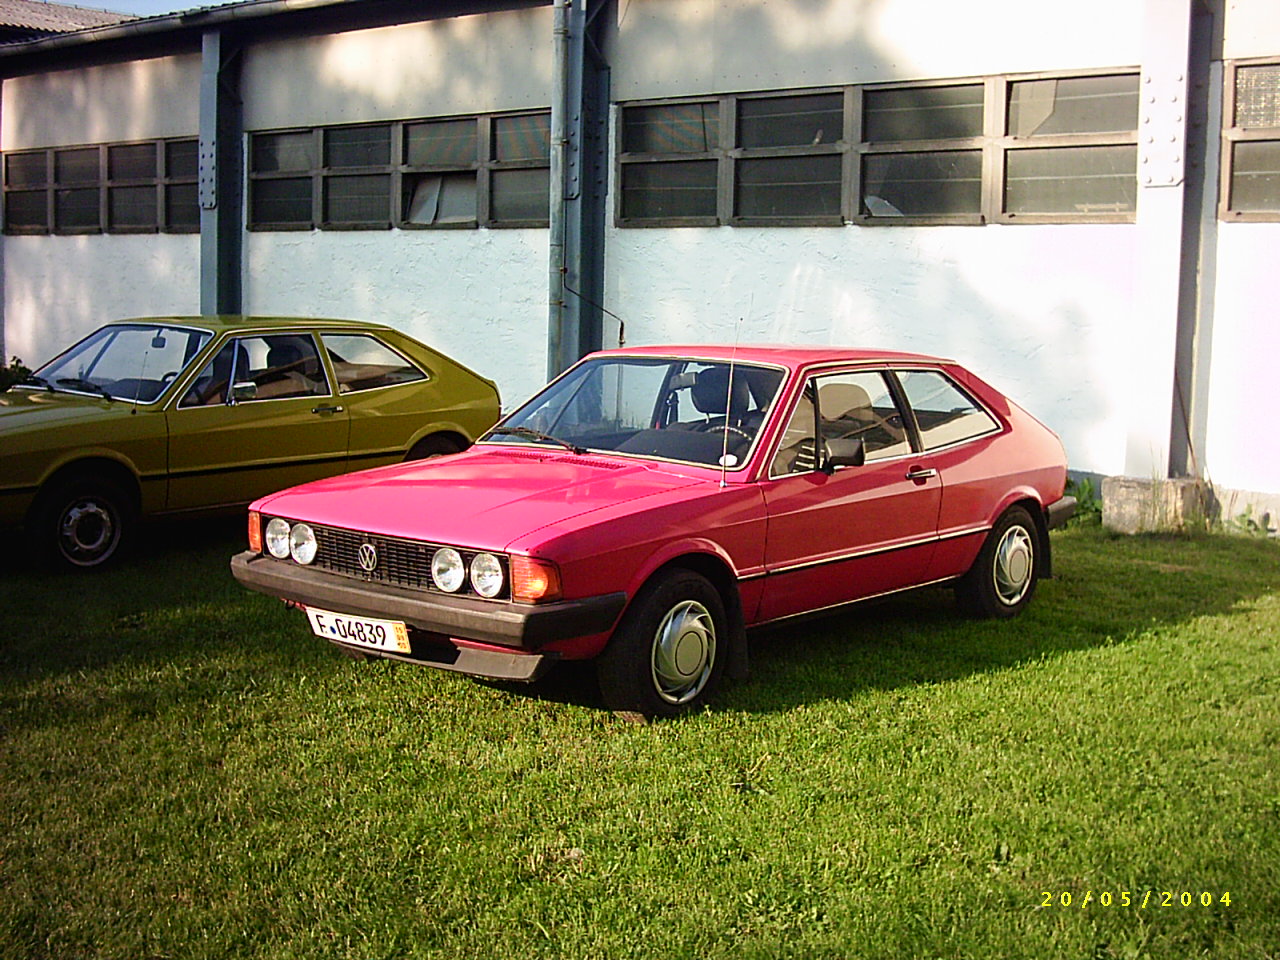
[0,317,500,568]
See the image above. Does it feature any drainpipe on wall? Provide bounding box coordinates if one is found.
[547,0,571,380]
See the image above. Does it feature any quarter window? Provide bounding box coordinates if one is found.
[896,370,999,450]
[322,334,427,393]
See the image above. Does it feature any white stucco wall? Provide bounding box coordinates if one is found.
[243,230,549,406]
[3,236,200,366]
[242,8,553,130]
[610,0,1143,98]
[1203,224,1280,495]
[1224,0,1280,60]
[605,224,1138,477]
[1,54,199,148]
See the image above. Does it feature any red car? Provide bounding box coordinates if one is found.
[231,345,1074,716]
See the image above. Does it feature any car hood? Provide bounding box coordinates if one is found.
[0,388,120,432]
[253,446,709,551]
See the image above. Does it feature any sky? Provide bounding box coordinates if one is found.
[70,0,242,17]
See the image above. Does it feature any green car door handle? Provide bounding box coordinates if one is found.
[312,405,345,415]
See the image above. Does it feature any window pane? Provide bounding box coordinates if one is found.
[1235,64,1280,128]
[55,148,99,184]
[166,139,199,179]
[403,172,476,224]
[738,93,843,148]
[251,177,311,225]
[491,168,549,221]
[324,174,390,224]
[623,102,718,154]
[239,334,330,401]
[6,153,46,187]
[252,132,313,173]
[1005,145,1136,215]
[621,160,717,219]
[1008,75,1139,137]
[897,370,998,449]
[735,155,841,218]
[325,125,390,168]
[405,120,476,166]
[322,334,426,392]
[55,187,99,229]
[108,143,156,181]
[861,150,981,217]
[494,114,551,162]
[5,191,46,229]
[166,183,200,229]
[864,85,983,142]
[1231,141,1280,212]
[109,185,157,228]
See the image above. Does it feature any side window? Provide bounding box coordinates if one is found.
[178,334,330,407]
[322,334,427,393]
[897,370,999,449]
[771,370,909,476]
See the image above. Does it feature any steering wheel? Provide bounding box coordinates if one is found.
[160,371,178,384]
[705,424,752,446]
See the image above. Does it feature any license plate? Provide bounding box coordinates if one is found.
[306,607,411,654]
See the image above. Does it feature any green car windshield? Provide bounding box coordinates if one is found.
[28,323,212,404]
[485,356,785,470]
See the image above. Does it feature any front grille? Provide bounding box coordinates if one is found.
[289,522,509,600]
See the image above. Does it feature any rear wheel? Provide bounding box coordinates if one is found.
[405,434,464,461]
[597,569,727,718]
[956,505,1038,618]
[33,476,135,570]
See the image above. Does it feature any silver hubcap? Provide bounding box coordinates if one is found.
[58,498,117,565]
[650,599,716,705]
[993,524,1034,605]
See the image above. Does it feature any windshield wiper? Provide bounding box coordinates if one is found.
[488,425,588,455]
[18,375,53,392]
[55,377,114,401]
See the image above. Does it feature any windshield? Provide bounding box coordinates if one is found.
[486,356,786,469]
[29,323,213,403]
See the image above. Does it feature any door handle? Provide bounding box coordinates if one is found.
[905,467,937,481]
[312,404,344,415]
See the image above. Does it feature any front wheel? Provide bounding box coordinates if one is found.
[955,506,1039,618]
[33,476,134,570]
[597,569,727,718]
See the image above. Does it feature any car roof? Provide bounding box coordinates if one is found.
[589,343,953,370]
[108,316,395,334]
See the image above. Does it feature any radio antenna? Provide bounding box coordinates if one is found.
[719,299,749,489]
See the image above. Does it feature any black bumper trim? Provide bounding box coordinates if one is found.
[1046,495,1077,531]
[231,551,627,649]
[333,638,557,682]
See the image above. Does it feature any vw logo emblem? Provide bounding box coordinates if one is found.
[358,542,378,573]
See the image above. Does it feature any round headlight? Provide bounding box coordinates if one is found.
[470,552,505,598]
[265,518,291,559]
[289,523,317,565]
[431,547,465,592]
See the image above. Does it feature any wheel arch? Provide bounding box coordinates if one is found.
[30,455,142,520]
[404,429,471,460]
[996,493,1052,580]
[626,548,749,683]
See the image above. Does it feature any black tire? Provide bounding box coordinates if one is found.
[955,505,1039,618]
[405,434,465,461]
[597,569,728,718]
[32,476,135,570]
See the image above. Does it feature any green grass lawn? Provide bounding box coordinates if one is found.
[2,521,1278,959]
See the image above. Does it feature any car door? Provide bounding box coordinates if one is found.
[165,331,350,511]
[757,368,941,623]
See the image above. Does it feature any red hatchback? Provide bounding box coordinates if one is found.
[232,345,1074,716]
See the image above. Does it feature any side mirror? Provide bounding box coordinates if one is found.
[230,381,258,403]
[822,438,865,473]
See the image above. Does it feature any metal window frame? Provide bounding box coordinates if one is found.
[160,137,200,234]
[617,68,1141,230]
[1221,57,1280,222]
[320,122,394,231]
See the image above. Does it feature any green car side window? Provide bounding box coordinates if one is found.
[179,334,331,407]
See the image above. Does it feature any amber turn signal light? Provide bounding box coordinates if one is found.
[248,511,262,554]
[509,556,562,603]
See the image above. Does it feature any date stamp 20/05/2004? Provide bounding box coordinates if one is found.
[1039,891,1232,909]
